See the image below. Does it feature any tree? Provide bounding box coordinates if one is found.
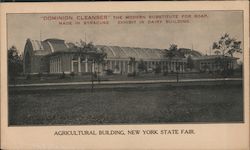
[164,44,178,59]
[164,44,179,71]
[74,41,107,69]
[212,33,242,57]
[91,47,107,64]
[128,57,136,76]
[187,55,194,70]
[164,44,183,81]
[8,46,23,81]
[93,47,107,81]
[73,41,107,89]
[212,33,242,75]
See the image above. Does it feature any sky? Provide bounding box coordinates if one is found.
[7,11,243,59]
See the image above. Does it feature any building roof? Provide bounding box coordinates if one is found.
[29,38,69,55]
[96,45,165,60]
[178,48,203,57]
[26,38,205,60]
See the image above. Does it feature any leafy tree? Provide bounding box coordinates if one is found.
[92,47,107,80]
[75,41,107,90]
[212,33,242,75]
[164,44,179,71]
[164,44,178,59]
[93,47,107,64]
[73,41,107,84]
[128,57,136,76]
[212,33,242,57]
[8,46,23,80]
[74,41,107,68]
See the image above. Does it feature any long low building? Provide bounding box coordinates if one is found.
[23,38,238,75]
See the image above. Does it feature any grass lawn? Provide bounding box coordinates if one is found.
[9,71,242,85]
[9,84,243,125]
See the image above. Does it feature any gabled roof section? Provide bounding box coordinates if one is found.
[30,39,44,51]
[43,38,68,52]
[26,38,71,56]
[26,39,51,56]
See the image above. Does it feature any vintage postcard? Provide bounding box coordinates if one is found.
[1,1,249,150]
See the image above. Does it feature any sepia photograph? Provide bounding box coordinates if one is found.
[7,11,244,126]
[1,1,249,150]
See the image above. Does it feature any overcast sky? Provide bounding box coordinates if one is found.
[7,11,243,59]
